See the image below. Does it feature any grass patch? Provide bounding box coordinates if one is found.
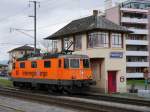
[0,78,13,87]
[127,79,145,85]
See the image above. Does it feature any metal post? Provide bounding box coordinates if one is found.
[34,1,37,54]
[29,1,40,54]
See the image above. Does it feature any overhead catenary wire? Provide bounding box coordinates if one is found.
[1,1,103,44]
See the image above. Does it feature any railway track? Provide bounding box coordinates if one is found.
[72,93,150,107]
[0,87,149,112]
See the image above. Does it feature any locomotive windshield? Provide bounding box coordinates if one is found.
[64,58,80,68]
[70,59,80,68]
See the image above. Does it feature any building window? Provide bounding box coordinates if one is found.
[111,33,122,48]
[88,32,109,48]
[20,62,25,68]
[52,40,57,49]
[63,38,69,50]
[75,35,82,50]
[31,61,37,68]
[44,61,51,68]
[20,51,24,54]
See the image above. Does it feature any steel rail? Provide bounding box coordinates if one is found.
[0,87,149,112]
[71,93,150,107]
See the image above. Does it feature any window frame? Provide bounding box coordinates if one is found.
[44,60,51,68]
[111,33,122,48]
[87,32,109,48]
[58,59,61,68]
[20,62,25,68]
[63,38,69,50]
[83,59,90,68]
[64,58,69,69]
[69,58,80,69]
[13,63,16,69]
[74,35,82,50]
[31,61,37,68]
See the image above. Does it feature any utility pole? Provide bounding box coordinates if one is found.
[29,1,40,54]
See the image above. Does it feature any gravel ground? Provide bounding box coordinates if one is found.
[0,95,80,112]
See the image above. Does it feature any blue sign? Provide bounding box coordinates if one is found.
[110,52,123,58]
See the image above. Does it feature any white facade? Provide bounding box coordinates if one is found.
[121,8,149,78]
[105,3,150,79]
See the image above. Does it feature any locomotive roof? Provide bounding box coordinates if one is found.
[59,54,89,58]
[17,53,89,61]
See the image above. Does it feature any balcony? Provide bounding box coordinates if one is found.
[126,40,148,45]
[120,8,148,13]
[126,51,149,56]
[126,73,144,78]
[121,17,148,24]
[126,62,149,67]
[128,28,148,35]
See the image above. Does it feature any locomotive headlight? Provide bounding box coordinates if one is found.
[72,75,76,79]
[87,75,92,79]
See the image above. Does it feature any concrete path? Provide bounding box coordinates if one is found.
[0,95,79,112]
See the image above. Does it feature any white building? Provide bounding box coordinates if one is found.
[105,0,150,79]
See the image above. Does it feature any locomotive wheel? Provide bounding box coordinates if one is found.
[63,86,74,94]
[13,81,18,87]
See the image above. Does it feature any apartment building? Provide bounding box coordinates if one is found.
[45,11,131,93]
[105,0,150,79]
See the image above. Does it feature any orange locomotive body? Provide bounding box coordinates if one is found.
[11,54,94,92]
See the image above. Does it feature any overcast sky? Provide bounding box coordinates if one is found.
[0,0,125,63]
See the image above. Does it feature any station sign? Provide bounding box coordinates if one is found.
[110,52,123,58]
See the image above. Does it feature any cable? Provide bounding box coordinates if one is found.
[0,43,34,45]
[37,13,90,30]
[0,7,29,22]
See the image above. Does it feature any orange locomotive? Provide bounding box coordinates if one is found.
[11,53,94,93]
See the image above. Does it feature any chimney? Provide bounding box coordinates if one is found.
[93,10,98,16]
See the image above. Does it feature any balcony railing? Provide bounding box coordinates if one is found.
[128,28,148,35]
[121,17,148,24]
[126,73,144,78]
[126,62,149,67]
[126,40,148,45]
[126,51,149,56]
[121,8,148,13]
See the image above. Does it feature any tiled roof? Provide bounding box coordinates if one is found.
[45,15,131,39]
[8,45,40,53]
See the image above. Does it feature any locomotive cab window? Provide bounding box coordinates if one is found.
[44,61,51,68]
[70,59,80,68]
[64,59,69,68]
[58,60,61,68]
[31,61,37,68]
[13,63,15,69]
[20,62,25,68]
[83,59,90,68]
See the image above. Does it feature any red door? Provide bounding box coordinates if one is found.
[108,71,117,93]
